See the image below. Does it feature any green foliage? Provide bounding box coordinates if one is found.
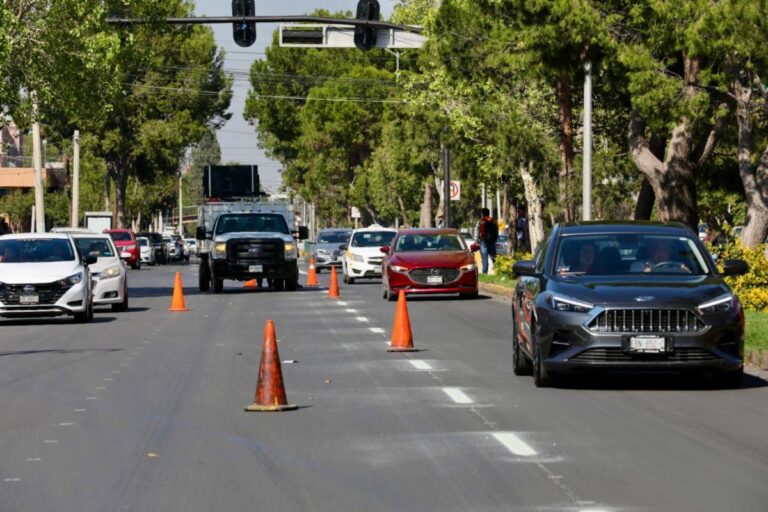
[713,240,768,312]
[494,252,533,279]
[744,312,768,351]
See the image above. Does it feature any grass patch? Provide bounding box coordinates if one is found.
[478,273,516,289]
[745,311,768,351]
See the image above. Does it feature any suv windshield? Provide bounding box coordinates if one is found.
[351,231,395,248]
[555,234,710,276]
[215,214,290,235]
[0,238,75,263]
[74,237,115,258]
[395,234,465,252]
[318,231,350,244]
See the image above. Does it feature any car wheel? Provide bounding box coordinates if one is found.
[342,273,348,284]
[713,368,743,389]
[273,279,285,291]
[131,259,140,270]
[199,261,210,292]
[316,267,322,274]
[74,302,93,323]
[387,288,398,302]
[512,317,531,376]
[285,278,298,291]
[212,274,223,294]
[348,276,355,284]
[112,289,129,312]
[382,285,388,300]
[532,325,555,387]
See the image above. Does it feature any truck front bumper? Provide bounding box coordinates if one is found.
[212,259,298,281]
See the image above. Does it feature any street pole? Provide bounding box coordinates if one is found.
[71,130,80,227]
[442,143,451,228]
[496,189,501,223]
[32,112,45,233]
[178,172,184,236]
[583,61,593,221]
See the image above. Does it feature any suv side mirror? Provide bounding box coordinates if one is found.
[83,255,98,266]
[721,258,748,276]
[512,260,537,276]
[340,244,348,251]
[195,226,206,240]
[296,226,309,240]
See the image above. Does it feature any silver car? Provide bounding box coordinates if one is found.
[312,229,352,272]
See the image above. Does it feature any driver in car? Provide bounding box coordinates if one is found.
[631,239,689,273]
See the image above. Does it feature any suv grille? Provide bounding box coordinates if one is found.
[570,347,719,363]
[0,282,73,305]
[588,309,706,334]
[408,268,460,285]
[228,239,284,263]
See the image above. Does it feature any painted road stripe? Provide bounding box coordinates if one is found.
[369,327,385,333]
[58,423,74,427]
[336,301,348,306]
[492,432,537,457]
[442,387,473,404]
[410,360,432,370]
[345,308,358,313]
[355,316,368,322]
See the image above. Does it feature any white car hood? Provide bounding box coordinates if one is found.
[0,261,83,284]
[348,246,387,258]
[90,257,122,273]
[214,231,293,243]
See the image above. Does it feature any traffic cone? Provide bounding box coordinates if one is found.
[327,265,340,299]
[168,272,188,312]
[388,290,418,352]
[245,320,298,412]
[243,279,259,288]
[306,258,318,287]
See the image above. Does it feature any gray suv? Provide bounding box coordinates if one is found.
[312,229,352,273]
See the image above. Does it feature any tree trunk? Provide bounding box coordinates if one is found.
[434,175,444,227]
[556,74,574,223]
[396,194,409,228]
[113,163,128,229]
[501,182,510,231]
[419,180,432,228]
[633,177,655,220]
[104,173,111,211]
[732,76,768,247]
[520,161,545,253]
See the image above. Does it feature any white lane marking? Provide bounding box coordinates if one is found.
[355,316,368,322]
[85,397,98,400]
[409,360,432,370]
[43,440,58,444]
[369,327,385,333]
[345,308,358,313]
[3,478,20,482]
[442,387,473,404]
[58,423,74,427]
[299,270,307,275]
[27,458,41,462]
[492,432,537,457]
[336,301,348,306]
[74,409,86,412]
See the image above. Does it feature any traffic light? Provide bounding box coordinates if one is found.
[354,0,380,51]
[232,0,256,48]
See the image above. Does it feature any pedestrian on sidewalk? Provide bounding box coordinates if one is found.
[474,207,498,274]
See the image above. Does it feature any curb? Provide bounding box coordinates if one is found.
[479,281,514,299]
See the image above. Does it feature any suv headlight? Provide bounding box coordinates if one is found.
[550,294,594,313]
[213,242,227,259]
[100,265,121,279]
[59,272,83,286]
[350,253,364,263]
[698,294,733,314]
[284,242,297,259]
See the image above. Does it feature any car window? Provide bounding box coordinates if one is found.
[0,239,76,263]
[108,231,132,242]
[215,214,290,235]
[350,231,395,248]
[534,234,550,274]
[75,237,115,258]
[394,234,465,252]
[317,231,350,244]
[553,233,709,276]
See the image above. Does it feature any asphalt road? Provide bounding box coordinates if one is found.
[1,261,767,512]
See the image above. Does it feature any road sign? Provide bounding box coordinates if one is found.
[351,206,361,219]
[450,180,461,201]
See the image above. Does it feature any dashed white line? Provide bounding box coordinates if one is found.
[355,316,368,322]
[58,423,74,427]
[442,387,474,404]
[336,301,348,306]
[43,440,58,444]
[85,396,98,400]
[491,432,537,457]
[74,409,86,412]
[3,478,20,482]
[27,458,41,462]
[369,327,385,333]
[409,360,432,370]
[345,308,358,313]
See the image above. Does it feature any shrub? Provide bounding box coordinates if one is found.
[495,252,533,279]
[710,240,768,312]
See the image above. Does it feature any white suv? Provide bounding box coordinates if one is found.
[341,225,397,284]
[0,233,95,322]
[71,233,128,312]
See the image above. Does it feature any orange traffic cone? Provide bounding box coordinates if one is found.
[306,258,318,287]
[243,279,259,288]
[245,320,298,412]
[168,272,188,312]
[327,265,340,299]
[388,290,418,352]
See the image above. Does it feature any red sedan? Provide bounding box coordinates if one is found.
[104,229,141,269]
[381,228,479,300]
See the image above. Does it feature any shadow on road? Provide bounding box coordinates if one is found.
[556,371,767,391]
[0,316,117,326]
[0,348,123,357]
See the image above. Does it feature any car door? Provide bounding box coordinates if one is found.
[515,234,549,355]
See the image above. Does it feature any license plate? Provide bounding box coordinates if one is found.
[630,335,666,353]
[427,275,443,285]
[249,265,263,273]
[19,294,39,305]
[120,251,131,258]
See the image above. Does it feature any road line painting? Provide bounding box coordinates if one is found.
[369,327,385,333]
[409,360,432,370]
[355,316,368,322]
[491,432,537,457]
[442,387,473,404]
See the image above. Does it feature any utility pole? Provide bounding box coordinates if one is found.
[32,99,45,233]
[178,171,184,236]
[442,143,451,228]
[582,61,593,221]
[71,130,80,227]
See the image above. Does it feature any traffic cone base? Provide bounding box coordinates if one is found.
[243,279,259,288]
[389,290,418,351]
[245,320,297,413]
[327,266,340,299]
[306,258,318,287]
[168,271,188,312]
[387,346,419,353]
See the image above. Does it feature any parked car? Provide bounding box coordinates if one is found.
[341,225,397,284]
[137,236,155,266]
[163,235,181,262]
[137,232,167,264]
[381,228,479,300]
[495,234,512,255]
[183,238,197,259]
[71,233,129,312]
[104,229,141,269]
[511,221,748,388]
[0,233,95,322]
[312,228,352,273]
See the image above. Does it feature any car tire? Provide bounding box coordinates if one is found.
[512,320,532,376]
[532,325,556,387]
[348,276,355,284]
[212,274,223,294]
[342,273,348,284]
[131,259,140,270]
[285,278,298,291]
[387,288,398,302]
[74,302,93,323]
[713,368,743,389]
[112,289,129,312]
[199,261,210,292]
[316,267,322,274]
[382,285,388,300]
[273,279,285,291]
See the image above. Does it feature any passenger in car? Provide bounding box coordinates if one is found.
[630,239,688,272]
[574,242,597,273]
[0,245,19,262]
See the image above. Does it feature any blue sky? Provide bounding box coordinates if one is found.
[193,1,398,193]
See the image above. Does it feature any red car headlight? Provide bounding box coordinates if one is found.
[390,265,408,273]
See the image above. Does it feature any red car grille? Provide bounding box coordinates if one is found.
[408,268,460,284]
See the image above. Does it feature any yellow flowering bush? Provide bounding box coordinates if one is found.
[711,240,768,312]
[495,252,533,279]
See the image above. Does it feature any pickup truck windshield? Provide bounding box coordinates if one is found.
[215,214,290,235]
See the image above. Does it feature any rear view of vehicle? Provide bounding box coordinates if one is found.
[105,229,140,269]
[137,237,155,265]
[312,228,352,272]
[0,234,95,322]
[72,234,129,312]
[342,226,396,284]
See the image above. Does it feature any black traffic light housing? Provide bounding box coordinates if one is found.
[354,0,380,51]
[232,0,256,48]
